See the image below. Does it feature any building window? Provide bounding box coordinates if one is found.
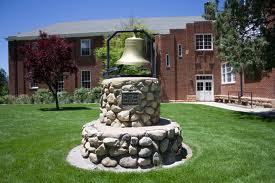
[80,39,91,56]
[165,54,170,67]
[221,63,236,84]
[195,34,213,50]
[58,76,64,92]
[30,79,38,89]
[81,70,91,88]
[178,44,183,57]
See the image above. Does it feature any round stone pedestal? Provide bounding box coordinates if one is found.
[99,77,160,127]
[79,118,187,169]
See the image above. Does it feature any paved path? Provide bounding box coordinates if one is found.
[179,102,275,118]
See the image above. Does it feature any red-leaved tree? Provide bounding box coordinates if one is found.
[22,31,77,109]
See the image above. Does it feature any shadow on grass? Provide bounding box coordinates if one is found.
[233,110,275,123]
[39,106,93,111]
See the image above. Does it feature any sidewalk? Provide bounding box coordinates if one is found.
[182,102,275,118]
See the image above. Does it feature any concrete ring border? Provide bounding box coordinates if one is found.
[66,143,192,173]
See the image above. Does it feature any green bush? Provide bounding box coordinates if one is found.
[33,89,53,104]
[0,95,16,104]
[15,94,33,104]
[73,88,92,103]
[91,86,102,103]
[58,91,73,104]
[0,96,5,104]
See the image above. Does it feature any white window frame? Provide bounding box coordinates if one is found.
[58,76,64,92]
[221,62,236,84]
[165,54,170,68]
[195,34,213,51]
[80,39,91,56]
[81,70,91,88]
[178,44,183,57]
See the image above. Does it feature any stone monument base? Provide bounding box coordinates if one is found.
[75,118,189,169]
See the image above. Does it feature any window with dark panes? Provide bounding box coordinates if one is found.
[30,79,38,89]
[221,63,236,84]
[195,34,213,50]
[58,75,64,92]
[81,70,91,88]
[197,82,203,91]
[178,44,183,57]
[80,39,91,56]
[165,54,170,67]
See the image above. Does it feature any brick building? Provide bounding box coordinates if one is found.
[7,16,275,103]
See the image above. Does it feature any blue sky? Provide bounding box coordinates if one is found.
[0,0,212,74]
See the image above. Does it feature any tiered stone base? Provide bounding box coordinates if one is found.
[80,118,186,169]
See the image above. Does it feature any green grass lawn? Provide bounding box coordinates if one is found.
[0,103,274,183]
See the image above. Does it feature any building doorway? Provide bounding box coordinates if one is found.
[196,75,214,101]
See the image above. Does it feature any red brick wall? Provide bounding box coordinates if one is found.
[156,21,221,101]
[221,69,275,98]
[8,36,104,95]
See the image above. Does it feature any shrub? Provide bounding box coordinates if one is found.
[91,86,102,103]
[73,88,91,103]
[33,89,53,104]
[0,95,16,104]
[15,94,33,104]
[0,96,5,104]
[58,91,73,104]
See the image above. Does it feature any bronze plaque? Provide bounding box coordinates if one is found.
[122,92,140,105]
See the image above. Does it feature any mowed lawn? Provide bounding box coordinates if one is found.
[0,103,274,183]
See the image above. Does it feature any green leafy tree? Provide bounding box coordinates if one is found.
[95,17,153,76]
[203,0,219,20]
[214,0,274,95]
[0,68,8,96]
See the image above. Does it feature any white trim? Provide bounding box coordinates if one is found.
[81,70,91,88]
[221,62,236,84]
[80,39,91,56]
[165,53,170,68]
[195,33,213,51]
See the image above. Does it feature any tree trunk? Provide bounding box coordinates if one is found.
[240,64,244,97]
[53,92,59,110]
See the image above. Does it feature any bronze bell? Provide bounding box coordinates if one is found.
[116,35,151,67]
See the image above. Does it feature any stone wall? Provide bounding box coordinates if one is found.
[99,77,160,127]
[81,119,184,168]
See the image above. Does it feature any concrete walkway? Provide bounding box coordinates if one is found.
[181,102,275,118]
